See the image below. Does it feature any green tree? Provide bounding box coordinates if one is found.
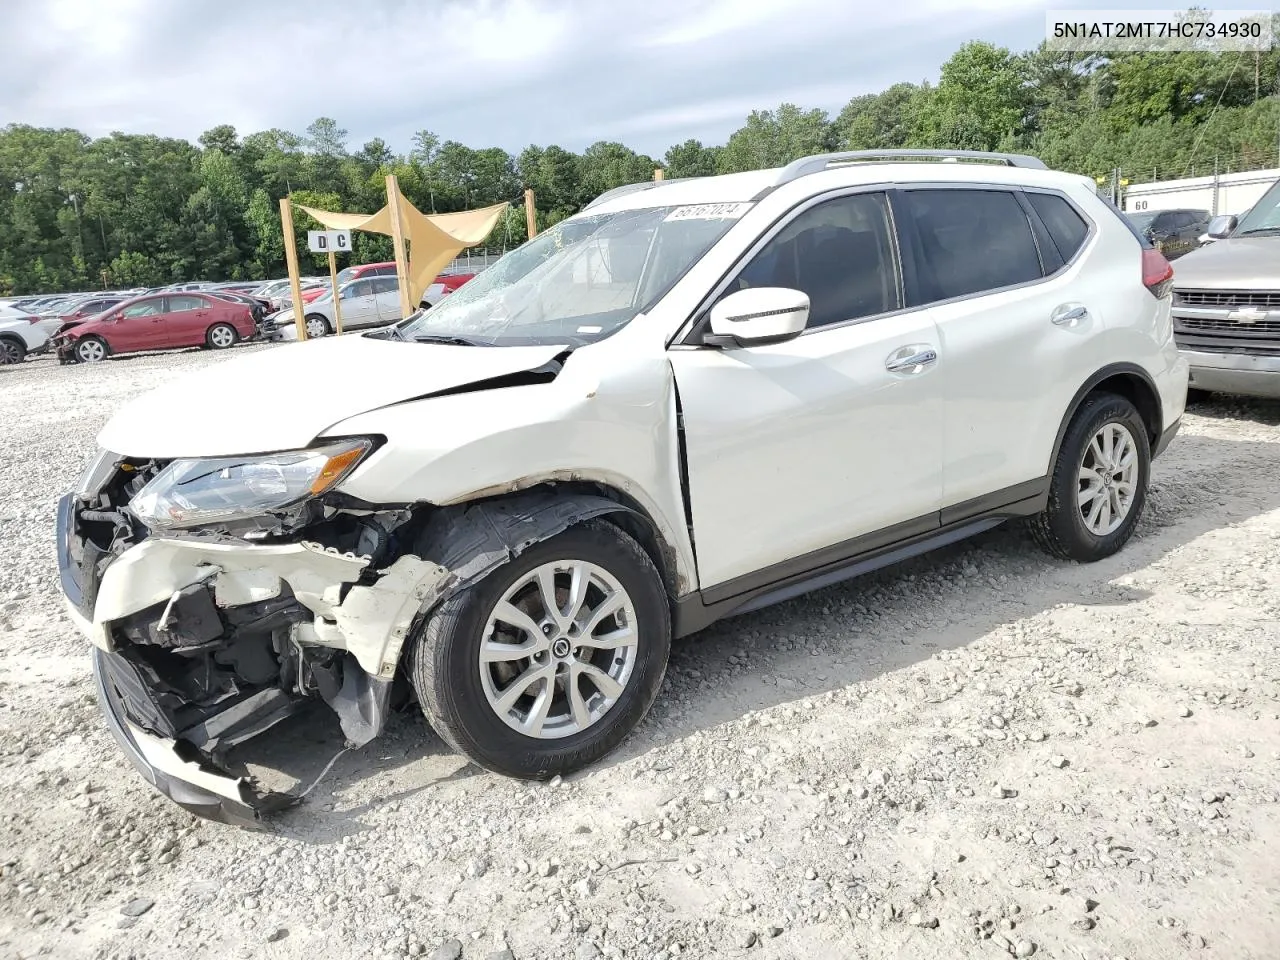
[718,104,834,173]
[912,42,1029,150]
[663,139,720,178]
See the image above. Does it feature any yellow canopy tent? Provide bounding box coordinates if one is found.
[295,182,509,308]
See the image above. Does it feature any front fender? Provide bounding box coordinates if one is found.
[363,489,642,675]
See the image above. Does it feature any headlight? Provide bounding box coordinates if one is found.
[128,438,372,530]
[76,448,119,497]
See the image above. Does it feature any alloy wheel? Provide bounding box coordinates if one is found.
[1078,422,1138,535]
[210,325,235,348]
[0,340,23,364]
[479,560,639,740]
[76,339,106,363]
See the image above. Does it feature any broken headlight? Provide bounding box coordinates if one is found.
[128,439,372,531]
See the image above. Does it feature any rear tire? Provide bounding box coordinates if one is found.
[206,323,238,349]
[0,336,26,365]
[74,336,108,364]
[1030,392,1150,562]
[304,314,331,338]
[409,519,671,779]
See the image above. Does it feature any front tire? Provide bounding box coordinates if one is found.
[74,336,109,364]
[1030,392,1150,562]
[304,314,331,338]
[409,519,671,779]
[206,323,238,349]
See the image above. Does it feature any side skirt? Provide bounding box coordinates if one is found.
[672,478,1047,638]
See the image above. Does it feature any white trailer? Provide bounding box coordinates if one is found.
[1123,168,1280,218]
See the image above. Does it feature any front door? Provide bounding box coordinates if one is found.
[339,279,380,328]
[668,189,945,596]
[110,298,166,350]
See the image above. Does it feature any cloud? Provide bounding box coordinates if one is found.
[0,0,1169,156]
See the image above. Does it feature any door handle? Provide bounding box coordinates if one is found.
[885,345,938,374]
[1051,304,1089,327]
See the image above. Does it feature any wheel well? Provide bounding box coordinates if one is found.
[1048,366,1163,475]
[1089,373,1161,446]
[465,480,683,600]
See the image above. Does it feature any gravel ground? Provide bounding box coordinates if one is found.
[1,345,1279,960]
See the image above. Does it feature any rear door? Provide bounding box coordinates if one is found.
[894,185,1103,512]
[370,277,403,323]
[157,295,211,346]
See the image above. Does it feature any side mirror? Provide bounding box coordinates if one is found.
[705,287,809,348]
[1206,214,1237,239]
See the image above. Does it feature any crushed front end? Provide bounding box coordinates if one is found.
[56,446,447,827]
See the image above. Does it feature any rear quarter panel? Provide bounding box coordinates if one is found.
[1073,185,1188,434]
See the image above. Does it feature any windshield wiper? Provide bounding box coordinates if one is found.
[364,324,406,341]
[1237,226,1280,236]
[413,334,494,347]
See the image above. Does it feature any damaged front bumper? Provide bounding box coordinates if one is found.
[91,646,296,828]
[56,484,442,825]
[58,469,637,826]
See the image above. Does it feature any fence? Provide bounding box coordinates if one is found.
[439,249,503,275]
[1121,167,1280,216]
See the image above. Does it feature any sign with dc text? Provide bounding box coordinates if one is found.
[307,230,352,254]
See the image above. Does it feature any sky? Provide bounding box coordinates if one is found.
[0,0,1222,158]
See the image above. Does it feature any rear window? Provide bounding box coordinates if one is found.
[899,189,1043,303]
[1028,193,1090,260]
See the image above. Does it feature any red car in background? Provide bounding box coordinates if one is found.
[54,292,257,364]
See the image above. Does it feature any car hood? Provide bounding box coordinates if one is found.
[97,334,569,458]
[56,318,90,335]
[1171,237,1280,290]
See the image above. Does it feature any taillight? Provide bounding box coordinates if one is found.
[1142,248,1174,298]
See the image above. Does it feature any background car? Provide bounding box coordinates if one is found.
[422,272,474,307]
[270,276,402,339]
[335,260,397,285]
[54,292,257,363]
[1125,208,1211,259]
[47,294,126,327]
[0,307,54,364]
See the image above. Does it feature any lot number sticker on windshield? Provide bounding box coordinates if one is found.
[664,202,752,222]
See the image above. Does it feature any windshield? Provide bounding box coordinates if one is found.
[398,203,750,347]
[1233,178,1280,236]
[1126,212,1157,231]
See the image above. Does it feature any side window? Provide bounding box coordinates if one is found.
[1026,193,1090,262]
[900,189,1043,303]
[167,295,205,313]
[370,277,399,295]
[732,192,900,328]
[345,280,373,299]
[121,299,163,318]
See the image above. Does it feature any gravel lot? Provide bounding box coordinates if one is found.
[1,345,1279,960]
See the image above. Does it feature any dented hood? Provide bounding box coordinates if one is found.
[98,334,568,458]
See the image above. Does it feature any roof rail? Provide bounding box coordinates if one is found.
[581,176,698,211]
[776,149,1047,185]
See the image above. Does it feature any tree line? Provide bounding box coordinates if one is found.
[2,27,1279,294]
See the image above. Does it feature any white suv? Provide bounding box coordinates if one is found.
[58,150,1188,825]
